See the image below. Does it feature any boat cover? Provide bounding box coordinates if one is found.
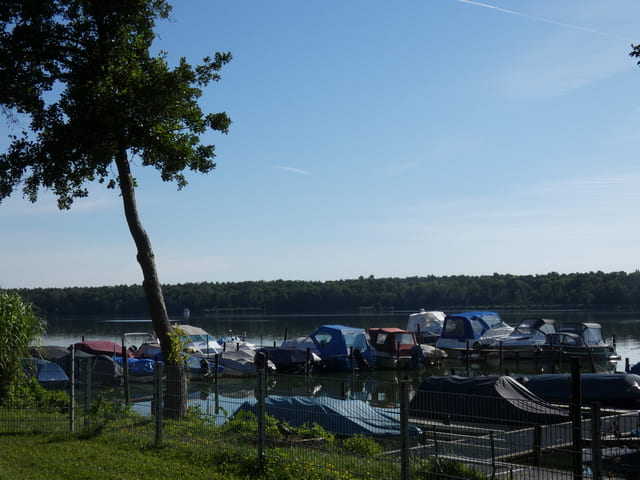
[30,346,123,386]
[409,375,568,426]
[21,358,69,387]
[309,324,374,370]
[113,356,155,376]
[522,373,640,410]
[237,396,422,436]
[74,340,130,357]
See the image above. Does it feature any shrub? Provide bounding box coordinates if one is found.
[341,435,383,456]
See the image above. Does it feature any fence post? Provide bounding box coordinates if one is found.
[154,362,164,447]
[69,344,75,433]
[84,356,92,430]
[257,366,266,466]
[571,357,583,480]
[590,403,602,480]
[400,380,410,480]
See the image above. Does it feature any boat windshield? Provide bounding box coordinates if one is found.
[583,327,606,345]
[344,333,369,351]
[395,333,415,345]
[481,314,509,329]
[374,333,388,345]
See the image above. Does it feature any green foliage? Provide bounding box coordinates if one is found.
[0,0,231,210]
[340,434,383,456]
[6,376,68,412]
[415,458,488,479]
[217,410,280,439]
[9,271,640,317]
[164,326,189,364]
[83,391,140,437]
[0,291,46,404]
[295,422,335,444]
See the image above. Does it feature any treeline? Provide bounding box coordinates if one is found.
[6,271,640,318]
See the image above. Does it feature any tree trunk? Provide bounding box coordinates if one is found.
[114,148,187,418]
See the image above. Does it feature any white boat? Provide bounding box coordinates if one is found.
[473,317,557,359]
[435,311,513,356]
[218,349,276,377]
[175,324,224,356]
[406,309,446,344]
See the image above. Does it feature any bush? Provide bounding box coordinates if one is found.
[6,376,68,412]
[416,458,488,479]
[341,435,383,456]
[0,292,46,404]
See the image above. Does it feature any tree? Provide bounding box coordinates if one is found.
[0,292,46,403]
[0,1,231,417]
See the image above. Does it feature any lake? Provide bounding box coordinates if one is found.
[42,309,640,373]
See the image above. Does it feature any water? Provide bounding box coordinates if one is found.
[42,309,640,371]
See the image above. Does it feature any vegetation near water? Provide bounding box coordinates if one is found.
[0,382,488,480]
[8,271,640,317]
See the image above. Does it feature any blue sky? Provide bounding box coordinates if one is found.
[2,0,640,288]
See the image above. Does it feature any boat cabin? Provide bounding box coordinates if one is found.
[310,324,374,371]
[435,311,513,354]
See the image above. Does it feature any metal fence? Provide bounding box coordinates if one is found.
[2,356,640,480]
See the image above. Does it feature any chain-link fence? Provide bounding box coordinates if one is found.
[2,354,640,480]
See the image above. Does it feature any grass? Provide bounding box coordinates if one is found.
[0,430,245,480]
[0,406,403,480]
[0,388,490,480]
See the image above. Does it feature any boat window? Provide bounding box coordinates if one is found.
[539,324,556,335]
[583,327,605,345]
[471,320,484,338]
[444,318,465,337]
[345,333,368,351]
[560,334,579,346]
[375,333,388,345]
[515,326,533,335]
[314,333,333,350]
[481,314,509,329]
[396,333,415,345]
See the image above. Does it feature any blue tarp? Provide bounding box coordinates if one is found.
[237,395,421,436]
[310,325,374,371]
[21,358,69,387]
[113,356,155,376]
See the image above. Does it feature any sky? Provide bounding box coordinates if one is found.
[2,0,640,289]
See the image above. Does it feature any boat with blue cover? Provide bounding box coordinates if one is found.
[435,311,513,356]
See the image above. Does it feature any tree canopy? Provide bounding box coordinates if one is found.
[0,0,231,208]
[1,0,231,417]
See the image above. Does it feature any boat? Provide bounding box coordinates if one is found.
[255,346,321,374]
[126,329,224,380]
[307,324,375,372]
[368,327,446,369]
[73,340,129,357]
[237,396,423,437]
[218,349,275,377]
[538,322,621,365]
[473,317,558,359]
[21,358,69,389]
[434,311,514,356]
[406,309,446,344]
[408,375,569,426]
[173,324,224,356]
[522,373,640,410]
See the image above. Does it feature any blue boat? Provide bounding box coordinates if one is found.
[435,311,513,356]
[309,324,374,372]
[237,396,422,437]
[21,358,69,389]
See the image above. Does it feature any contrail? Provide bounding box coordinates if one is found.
[274,165,311,175]
[455,0,625,40]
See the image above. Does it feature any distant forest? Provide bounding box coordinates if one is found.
[6,271,640,318]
